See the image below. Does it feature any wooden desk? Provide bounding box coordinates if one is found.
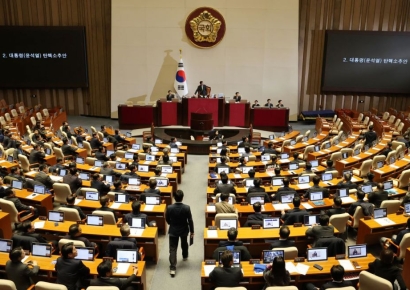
[371,155,410,182]
[262,131,300,148]
[282,130,329,154]
[15,189,54,214]
[76,200,167,234]
[0,212,12,239]
[34,219,159,263]
[0,159,19,172]
[201,256,373,290]
[203,226,339,259]
[404,247,410,289]
[357,213,409,245]
[0,253,147,290]
[209,161,267,173]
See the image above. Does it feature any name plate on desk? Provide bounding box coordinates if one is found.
[205,259,216,265]
[208,226,217,230]
[250,259,261,264]
[241,202,249,206]
[293,223,302,227]
[251,225,261,229]
[294,257,305,262]
[335,254,346,260]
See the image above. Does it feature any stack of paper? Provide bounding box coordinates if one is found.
[207,230,218,238]
[34,221,45,229]
[115,263,130,274]
[301,203,313,209]
[110,203,122,209]
[203,265,215,276]
[144,205,154,211]
[374,218,395,226]
[207,206,216,212]
[273,204,290,210]
[338,259,354,270]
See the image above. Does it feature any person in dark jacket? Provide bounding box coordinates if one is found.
[3,188,37,218]
[368,183,389,207]
[244,202,269,226]
[281,197,308,225]
[263,256,290,289]
[97,195,118,222]
[28,143,45,164]
[270,226,295,249]
[306,265,352,290]
[214,175,236,196]
[209,250,243,288]
[323,196,346,217]
[90,260,138,290]
[95,146,109,161]
[305,214,335,246]
[6,247,40,290]
[90,173,110,195]
[61,194,86,220]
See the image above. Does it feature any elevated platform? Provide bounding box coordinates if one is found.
[299,110,335,122]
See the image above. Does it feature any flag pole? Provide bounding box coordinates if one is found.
[179,49,182,58]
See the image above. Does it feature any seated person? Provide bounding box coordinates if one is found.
[300,162,315,176]
[290,152,304,165]
[237,136,250,148]
[49,158,65,174]
[263,256,290,288]
[348,189,373,216]
[100,162,115,175]
[275,178,297,201]
[363,172,378,187]
[112,180,127,194]
[140,179,161,203]
[95,146,109,161]
[8,167,27,184]
[34,164,55,189]
[305,214,335,246]
[241,146,252,158]
[247,178,270,203]
[16,220,48,243]
[61,137,77,157]
[304,175,330,199]
[124,200,155,227]
[368,183,389,207]
[215,192,237,214]
[106,224,138,256]
[236,156,247,169]
[214,156,230,173]
[264,99,273,108]
[3,188,38,218]
[323,196,346,217]
[62,224,95,248]
[209,250,243,288]
[242,169,256,186]
[90,259,138,289]
[63,168,82,194]
[114,129,127,144]
[158,154,171,165]
[218,228,244,247]
[90,132,103,149]
[382,142,393,157]
[91,173,111,195]
[6,247,40,290]
[219,148,230,162]
[324,159,336,172]
[337,173,357,190]
[97,195,118,222]
[244,202,269,226]
[62,194,86,220]
[270,226,295,249]
[263,142,276,154]
[214,175,236,196]
[233,92,241,102]
[169,137,179,148]
[29,143,45,164]
[380,217,410,252]
[281,197,308,225]
[252,100,260,108]
[368,249,406,290]
[306,265,352,290]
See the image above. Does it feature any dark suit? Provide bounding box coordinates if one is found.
[62,144,77,156]
[276,187,298,201]
[281,208,308,225]
[368,190,389,207]
[91,180,110,195]
[393,228,410,245]
[348,200,371,216]
[90,275,137,290]
[368,259,406,290]
[166,202,194,270]
[263,148,276,154]
[265,102,274,108]
[305,225,335,246]
[29,149,45,164]
[212,245,251,261]
[100,167,115,176]
[304,185,330,198]
[4,196,31,212]
[270,239,295,249]
[364,130,377,146]
[214,183,236,195]
[244,212,269,227]
[337,180,357,190]
[140,188,161,203]
[6,260,39,290]
[62,235,93,248]
[95,151,109,161]
[55,257,90,290]
[63,174,82,193]
[124,212,149,226]
[90,137,102,149]
[62,204,86,220]
[166,93,174,101]
[324,207,346,217]
[209,266,243,288]
[320,280,352,290]
[218,240,243,247]
[237,141,251,148]
[34,171,54,189]
[195,84,207,96]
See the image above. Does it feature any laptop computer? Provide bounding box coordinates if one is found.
[348,244,367,259]
[77,143,83,149]
[250,196,265,205]
[106,150,115,157]
[130,217,146,236]
[218,196,234,205]
[280,153,289,159]
[361,184,373,193]
[48,211,64,222]
[161,166,173,174]
[138,164,149,172]
[261,155,271,161]
[150,147,159,153]
[304,214,320,226]
[290,140,296,146]
[79,173,90,180]
[116,249,138,263]
[86,215,104,226]
[404,203,410,215]
[314,145,320,152]
[272,178,284,186]
[11,180,23,190]
[45,148,52,155]
[76,157,84,164]
[218,250,241,267]
[298,176,310,184]
[376,161,384,169]
[74,247,94,261]
[169,156,177,163]
[7,155,13,162]
[154,139,162,145]
[219,219,238,230]
[263,250,285,263]
[321,173,333,181]
[124,152,134,160]
[217,167,229,174]
[310,191,324,205]
[336,188,348,198]
[242,166,253,174]
[59,169,67,176]
[132,144,140,150]
[310,160,318,168]
[146,196,161,205]
[126,132,132,138]
[128,178,141,186]
[281,193,295,204]
[263,218,280,229]
[373,208,387,219]
[115,163,127,170]
[383,180,393,190]
[31,242,52,257]
[156,178,168,187]
[245,179,254,187]
[94,160,103,167]
[34,184,46,194]
[104,175,114,184]
[354,149,360,156]
[289,163,299,170]
[0,239,12,253]
[307,247,328,262]
[237,147,245,154]
[114,193,129,203]
[170,147,179,153]
[85,191,99,201]
[145,155,155,161]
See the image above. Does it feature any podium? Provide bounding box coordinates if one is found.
[190,113,213,131]
[250,108,289,131]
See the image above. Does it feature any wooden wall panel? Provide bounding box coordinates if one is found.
[299,0,410,114]
[0,0,111,117]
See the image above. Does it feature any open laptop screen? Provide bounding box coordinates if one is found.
[348,244,367,258]
[307,247,328,262]
[263,250,284,263]
[59,169,67,176]
[310,160,318,167]
[261,155,271,161]
[79,173,90,180]
[115,163,127,170]
[138,165,149,172]
[304,214,319,226]
[280,153,289,159]
[242,166,253,174]
[217,167,229,174]
[156,178,168,187]
[271,178,284,186]
[130,217,146,229]
[383,180,393,190]
[404,203,410,214]
[298,176,310,184]
[0,239,12,253]
[250,196,265,205]
[76,157,84,164]
[94,160,103,167]
[289,163,299,170]
[161,166,173,174]
[361,185,372,193]
[75,247,94,261]
[373,208,387,219]
[146,196,161,205]
[321,173,332,181]
[31,242,52,257]
[337,188,348,197]
[34,184,46,194]
[310,192,323,201]
[281,193,294,204]
[85,191,99,201]
[128,178,141,186]
[263,218,280,229]
[218,250,240,265]
[86,215,104,226]
[245,179,254,187]
[48,211,64,222]
[114,193,129,203]
[12,180,23,190]
[145,155,155,161]
[105,175,114,184]
[106,150,114,157]
[132,144,140,150]
[116,249,138,263]
[219,219,237,230]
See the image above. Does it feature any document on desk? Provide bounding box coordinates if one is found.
[281,159,290,163]
[403,158,410,162]
[296,263,309,275]
[338,259,354,270]
[110,203,122,209]
[206,206,215,212]
[116,263,130,274]
[234,174,242,178]
[389,164,399,169]
[26,193,37,199]
[207,230,218,238]
[301,203,313,209]
[203,265,216,276]
[285,262,298,273]
[341,197,355,203]
[352,156,361,160]
[266,172,274,177]
[374,218,395,226]
[273,204,290,210]
[75,199,82,205]
[130,229,144,236]
[34,221,45,229]
[144,161,151,164]
[144,205,154,211]
[374,169,384,174]
[297,184,310,189]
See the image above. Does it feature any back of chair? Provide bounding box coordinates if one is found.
[215,287,247,290]
[92,210,116,225]
[398,233,410,259]
[397,169,410,188]
[36,281,68,290]
[215,213,238,229]
[58,207,81,221]
[352,206,365,228]
[53,183,72,204]
[18,155,30,172]
[0,279,17,290]
[83,141,92,156]
[265,287,298,290]
[86,157,97,166]
[359,271,392,290]
[359,159,372,177]
[329,213,350,234]
[0,199,18,223]
[379,200,400,215]
[58,238,86,250]
[272,247,298,260]
[87,287,119,290]
[53,147,64,160]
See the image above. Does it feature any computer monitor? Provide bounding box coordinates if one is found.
[116,249,138,263]
[161,166,173,174]
[216,158,221,164]
[114,193,129,203]
[94,160,103,167]
[130,217,146,229]
[31,243,52,257]
[324,142,331,149]
[115,163,127,170]
[242,166,253,174]
[145,155,155,161]
[272,178,284,186]
[280,153,289,159]
[343,170,353,177]
[302,136,308,142]
[45,148,51,155]
[79,173,90,180]
[337,188,348,198]
[7,156,13,163]
[218,196,234,205]
[250,196,265,205]
[11,180,23,190]
[245,179,254,187]
[217,167,229,174]
[309,191,323,201]
[383,180,393,190]
[86,215,104,226]
[348,244,367,258]
[310,160,318,168]
[321,173,332,181]
[34,184,45,194]
[124,152,134,160]
[103,137,108,143]
[77,143,83,149]
[314,145,320,152]
[237,147,245,154]
[281,193,295,204]
[132,144,140,150]
[289,163,299,170]
[48,211,64,222]
[298,176,310,184]
[145,196,161,205]
[219,219,237,230]
[404,203,410,214]
[126,132,132,137]
[216,142,223,147]
[304,214,320,226]
[262,218,280,229]
[154,139,162,144]
[218,250,240,266]
[290,140,296,146]
[376,161,384,169]
[169,156,177,163]
[354,149,360,156]
[170,147,179,153]
[150,146,159,153]
[0,239,12,253]
[261,154,271,161]
[85,191,99,201]
[58,168,67,176]
[342,152,348,159]
[373,208,387,219]
[74,247,95,261]
[156,178,168,187]
[269,135,275,140]
[307,247,328,262]
[138,165,149,172]
[105,175,114,184]
[76,157,84,164]
[361,185,372,193]
[127,178,140,186]
[262,250,284,263]
[106,150,115,157]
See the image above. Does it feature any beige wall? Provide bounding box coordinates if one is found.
[111,0,299,121]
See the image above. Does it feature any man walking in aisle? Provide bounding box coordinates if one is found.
[166,190,194,277]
